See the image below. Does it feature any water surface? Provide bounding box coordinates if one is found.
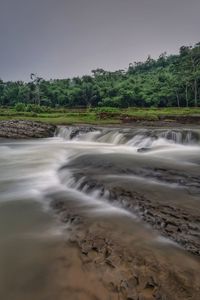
[0,127,200,299]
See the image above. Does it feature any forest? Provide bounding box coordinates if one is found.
[0,43,200,110]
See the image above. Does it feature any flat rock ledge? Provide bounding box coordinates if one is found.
[51,200,200,300]
[0,120,56,138]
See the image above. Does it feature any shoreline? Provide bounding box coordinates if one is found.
[1,106,200,129]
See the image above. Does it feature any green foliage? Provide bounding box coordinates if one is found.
[26,104,51,113]
[1,42,200,108]
[15,102,26,112]
[14,103,53,113]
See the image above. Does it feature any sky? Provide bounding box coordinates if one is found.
[0,0,200,81]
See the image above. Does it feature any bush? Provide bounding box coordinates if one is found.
[15,102,26,112]
[26,104,52,113]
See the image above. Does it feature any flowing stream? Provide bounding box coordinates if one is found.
[0,126,200,299]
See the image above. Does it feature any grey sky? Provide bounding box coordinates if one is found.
[0,0,200,81]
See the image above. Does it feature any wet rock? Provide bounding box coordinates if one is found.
[51,199,65,211]
[92,237,106,253]
[61,212,82,225]
[137,148,152,153]
[165,224,178,233]
[127,276,139,289]
[127,291,139,300]
[49,194,200,300]
[105,254,121,268]
[69,126,97,139]
[69,175,200,256]
[0,120,56,138]
[80,242,92,255]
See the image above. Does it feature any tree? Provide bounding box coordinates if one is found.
[30,73,43,106]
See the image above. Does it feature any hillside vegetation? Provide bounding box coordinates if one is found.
[0,43,200,109]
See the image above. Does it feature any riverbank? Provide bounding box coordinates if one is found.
[0,120,56,138]
[1,107,200,126]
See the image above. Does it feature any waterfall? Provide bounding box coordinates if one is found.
[56,126,200,146]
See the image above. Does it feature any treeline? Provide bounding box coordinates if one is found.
[1,43,200,108]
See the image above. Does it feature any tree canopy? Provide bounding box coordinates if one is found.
[1,43,200,109]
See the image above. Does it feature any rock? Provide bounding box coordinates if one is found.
[92,237,106,252]
[72,176,200,256]
[69,126,97,139]
[127,276,139,289]
[165,224,177,233]
[127,291,139,300]
[137,148,152,153]
[51,200,65,211]
[80,242,92,255]
[0,120,56,138]
[105,254,121,268]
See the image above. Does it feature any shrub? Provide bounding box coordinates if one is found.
[26,104,52,113]
[14,102,26,112]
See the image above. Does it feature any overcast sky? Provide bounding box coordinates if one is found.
[0,0,200,81]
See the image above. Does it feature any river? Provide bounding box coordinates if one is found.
[0,126,200,299]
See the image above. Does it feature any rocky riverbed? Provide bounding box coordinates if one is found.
[51,198,200,300]
[47,125,200,299]
[0,120,56,138]
[61,154,200,256]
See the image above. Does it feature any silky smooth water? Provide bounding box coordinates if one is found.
[0,127,200,299]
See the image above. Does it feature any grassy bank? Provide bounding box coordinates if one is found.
[0,107,200,125]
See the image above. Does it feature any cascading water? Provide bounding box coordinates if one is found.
[57,126,200,147]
